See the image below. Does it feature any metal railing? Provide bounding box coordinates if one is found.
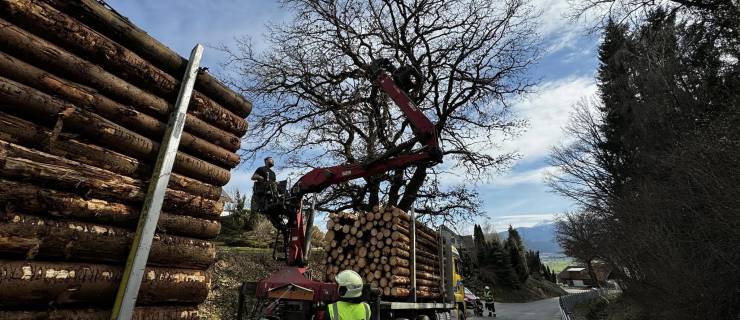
[558,288,621,320]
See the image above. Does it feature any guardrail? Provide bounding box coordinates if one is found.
[558,288,621,320]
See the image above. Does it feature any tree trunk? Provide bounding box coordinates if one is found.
[397,165,428,211]
[586,259,601,288]
[0,178,220,239]
[0,140,223,218]
[0,15,247,136]
[0,260,209,307]
[0,213,215,269]
[43,0,252,118]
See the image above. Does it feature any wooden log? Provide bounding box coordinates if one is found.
[0,213,215,269]
[0,50,240,174]
[44,0,252,118]
[391,267,411,277]
[390,287,410,297]
[0,178,220,239]
[0,19,242,153]
[416,271,441,281]
[391,231,409,243]
[389,256,410,267]
[391,223,439,250]
[0,306,200,320]
[414,278,439,287]
[383,287,391,296]
[358,246,367,258]
[325,230,335,242]
[0,140,223,218]
[382,228,391,238]
[382,211,392,222]
[0,260,209,307]
[391,242,411,251]
[0,111,221,200]
[390,275,411,285]
[0,0,248,135]
[0,76,232,183]
[391,247,410,258]
[415,291,441,298]
[389,247,438,266]
[379,277,388,288]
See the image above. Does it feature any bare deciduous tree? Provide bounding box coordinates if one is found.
[554,210,605,287]
[224,0,540,222]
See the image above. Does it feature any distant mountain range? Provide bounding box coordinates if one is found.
[498,222,563,254]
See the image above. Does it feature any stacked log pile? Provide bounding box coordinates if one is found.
[0,1,251,318]
[324,206,443,300]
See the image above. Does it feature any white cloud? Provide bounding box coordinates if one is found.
[490,214,556,231]
[503,76,597,162]
[491,165,561,187]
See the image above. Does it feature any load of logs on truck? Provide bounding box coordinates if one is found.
[0,0,251,319]
[324,206,467,320]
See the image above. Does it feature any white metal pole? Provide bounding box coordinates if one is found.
[110,44,204,320]
[410,207,417,303]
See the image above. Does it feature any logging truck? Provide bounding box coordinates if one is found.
[241,58,468,320]
[323,207,467,320]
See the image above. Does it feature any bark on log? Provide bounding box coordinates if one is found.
[0,260,209,307]
[0,50,240,168]
[416,271,441,281]
[0,15,247,136]
[0,213,216,269]
[0,112,221,200]
[0,307,200,320]
[0,178,220,239]
[389,256,409,267]
[0,75,232,183]
[0,1,247,137]
[392,267,411,277]
[44,0,252,118]
[390,275,411,285]
[0,140,223,218]
[390,287,410,297]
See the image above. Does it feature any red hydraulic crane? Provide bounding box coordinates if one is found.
[246,59,442,320]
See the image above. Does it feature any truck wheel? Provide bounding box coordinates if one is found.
[456,309,465,320]
[434,311,451,320]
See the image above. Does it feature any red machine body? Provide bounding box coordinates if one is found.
[251,62,442,320]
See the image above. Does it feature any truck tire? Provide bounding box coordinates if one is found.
[456,308,465,320]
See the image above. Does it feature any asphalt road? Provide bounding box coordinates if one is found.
[467,297,561,320]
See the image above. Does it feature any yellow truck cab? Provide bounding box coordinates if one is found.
[451,246,466,313]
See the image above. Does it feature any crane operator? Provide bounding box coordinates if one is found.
[250,156,277,211]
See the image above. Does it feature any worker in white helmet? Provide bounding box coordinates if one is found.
[328,270,371,320]
[483,285,496,317]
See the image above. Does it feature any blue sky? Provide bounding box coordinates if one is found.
[108,0,601,233]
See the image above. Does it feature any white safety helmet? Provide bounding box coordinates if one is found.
[335,270,364,298]
[485,286,490,290]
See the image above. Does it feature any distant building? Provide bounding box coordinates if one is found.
[439,225,475,249]
[558,264,612,287]
[439,225,463,248]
